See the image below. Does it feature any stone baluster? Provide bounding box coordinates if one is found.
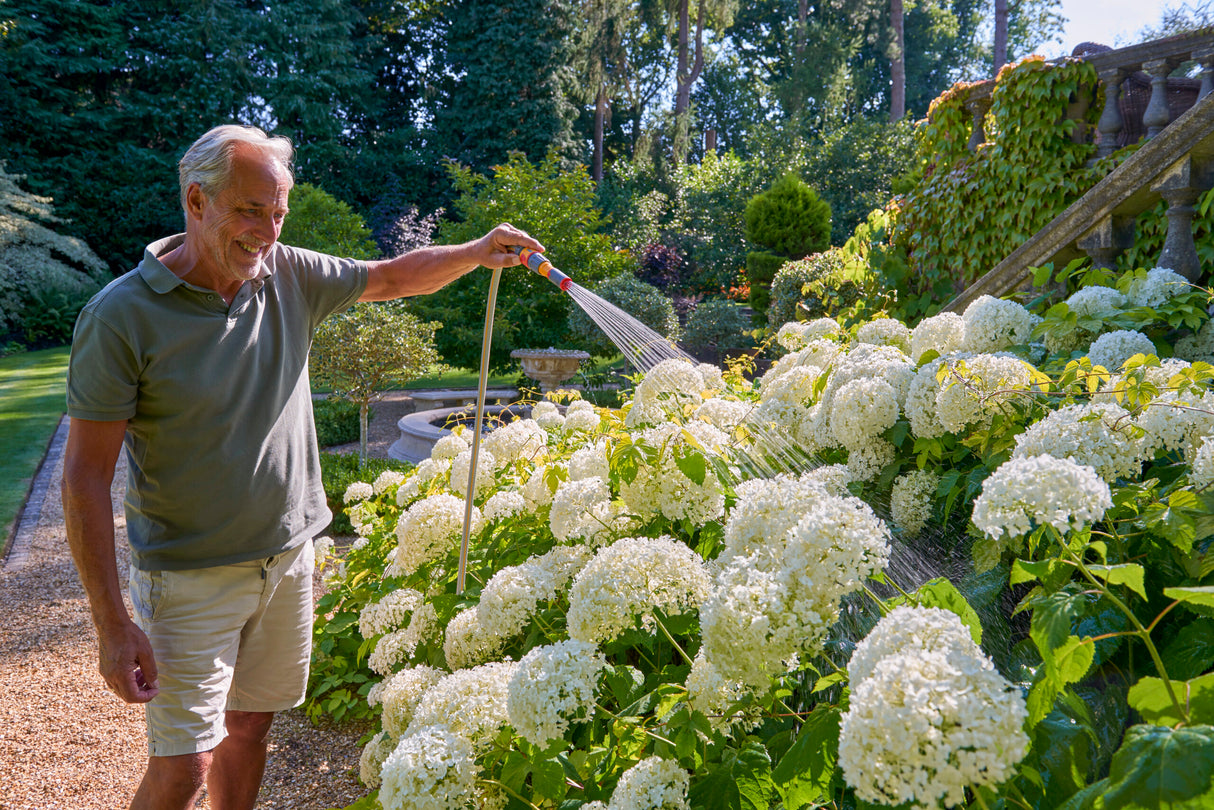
[1142,58,1176,138]
[1076,215,1135,272]
[1095,68,1125,160]
[1151,155,1213,282]
[966,94,992,153]
[1195,45,1214,100]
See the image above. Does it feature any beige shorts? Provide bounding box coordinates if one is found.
[129,540,315,757]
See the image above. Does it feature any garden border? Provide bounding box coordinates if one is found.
[2,414,69,572]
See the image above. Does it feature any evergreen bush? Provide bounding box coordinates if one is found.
[681,298,753,350]
[767,249,872,329]
[568,273,679,358]
[313,397,362,448]
[745,250,786,317]
[743,172,832,259]
[278,183,381,260]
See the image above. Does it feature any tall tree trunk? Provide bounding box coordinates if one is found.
[994,0,1008,75]
[889,0,905,120]
[673,0,707,164]
[593,84,608,182]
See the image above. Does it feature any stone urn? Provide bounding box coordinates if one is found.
[511,348,590,393]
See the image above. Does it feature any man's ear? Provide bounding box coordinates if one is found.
[184,183,207,220]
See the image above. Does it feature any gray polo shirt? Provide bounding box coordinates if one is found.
[67,235,369,571]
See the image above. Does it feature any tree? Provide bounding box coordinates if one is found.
[436,0,579,171]
[994,0,1008,74]
[573,0,635,181]
[890,0,906,119]
[668,0,738,164]
[278,183,381,260]
[310,302,442,467]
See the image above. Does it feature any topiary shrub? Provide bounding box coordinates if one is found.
[767,249,871,329]
[743,172,832,259]
[682,298,753,354]
[746,251,786,317]
[568,273,679,358]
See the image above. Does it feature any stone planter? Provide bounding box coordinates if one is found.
[511,348,590,393]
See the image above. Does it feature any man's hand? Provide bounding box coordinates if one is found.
[473,223,546,270]
[98,618,160,704]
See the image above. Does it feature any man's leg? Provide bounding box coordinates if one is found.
[130,752,211,810]
[207,710,276,809]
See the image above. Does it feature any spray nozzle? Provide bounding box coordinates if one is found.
[511,245,572,292]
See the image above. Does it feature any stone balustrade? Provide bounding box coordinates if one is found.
[945,30,1214,312]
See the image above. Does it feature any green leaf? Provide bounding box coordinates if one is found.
[772,705,841,809]
[531,757,567,802]
[687,740,774,810]
[1031,589,1091,654]
[675,448,708,486]
[1087,563,1148,601]
[1101,725,1214,810]
[1165,586,1214,609]
[1128,672,1214,727]
[912,577,983,645]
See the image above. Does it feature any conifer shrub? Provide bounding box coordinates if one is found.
[682,298,753,352]
[743,173,832,259]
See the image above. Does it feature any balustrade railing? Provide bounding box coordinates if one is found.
[945,30,1214,312]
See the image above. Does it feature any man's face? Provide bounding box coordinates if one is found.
[191,143,290,286]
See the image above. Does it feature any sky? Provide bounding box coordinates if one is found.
[1040,0,1197,57]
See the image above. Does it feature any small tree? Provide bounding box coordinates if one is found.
[279,183,380,260]
[310,301,443,467]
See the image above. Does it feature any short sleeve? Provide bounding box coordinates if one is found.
[66,309,141,422]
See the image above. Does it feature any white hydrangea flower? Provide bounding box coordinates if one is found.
[373,470,406,495]
[1190,436,1214,488]
[1095,357,1191,405]
[1125,266,1189,308]
[696,363,727,392]
[1012,401,1144,482]
[569,439,611,481]
[609,756,690,810]
[840,608,1028,809]
[483,490,527,522]
[1175,319,1214,364]
[550,476,616,542]
[347,501,378,537]
[391,494,482,578]
[313,535,335,562]
[532,400,567,431]
[367,606,440,675]
[442,606,508,671]
[379,664,446,737]
[934,353,1038,435]
[449,447,497,500]
[344,481,374,504]
[477,545,589,640]
[685,650,760,735]
[856,317,912,354]
[1067,284,1127,317]
[522,462,560,509]
[960,295,1037,353]
[358,730,396,789]
[1135,389,1214,459]
[777,317,841,351]
[378,724,476,810]
[890,469,938,539]
[829,376,900,451]
[693,397,752,432]
[430,432,470,461]
[910,311,966,363]
[566,536,711,645]
[506,640,607,747]
[845,437,897,482]
[703,494,891,687]
[626,359,709,426]
[619,422,728,525]
[1086,329,1156,372]
[564,400,603,433]
[972,455,1112,542]
[483,418,548,465]
[407,661,519,753]
[359,588,425,640]
[846,605,980,684]
[722,473,828,563]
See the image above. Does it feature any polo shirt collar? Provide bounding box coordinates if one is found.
[139,233,272,296]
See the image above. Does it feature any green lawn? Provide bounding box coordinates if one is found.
[0,346,70,543]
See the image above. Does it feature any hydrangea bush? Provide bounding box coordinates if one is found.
[311,264,1214,810]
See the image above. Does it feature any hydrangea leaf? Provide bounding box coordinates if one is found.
[1127,673,1214,727]
[772,704,840,809]
[1086,563,1148,601]
[1100,724,1214,810]
[1164,586,1214,610]
[687,740,774,810]
[910,577,983,645]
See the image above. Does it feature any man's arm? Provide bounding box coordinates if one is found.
[359,222,544,301]
[61,417,159,704]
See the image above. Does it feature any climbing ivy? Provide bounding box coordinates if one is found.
[893,55,1104,304]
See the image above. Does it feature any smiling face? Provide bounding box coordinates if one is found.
[185,142,291,294]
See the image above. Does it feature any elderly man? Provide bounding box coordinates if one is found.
[62,124,542,809]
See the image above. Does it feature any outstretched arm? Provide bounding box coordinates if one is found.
[359,222,545,301]
[61,417,159,704]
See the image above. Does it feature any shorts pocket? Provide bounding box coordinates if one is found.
[129,566,167,624]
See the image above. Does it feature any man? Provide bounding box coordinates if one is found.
[61,124,543,809]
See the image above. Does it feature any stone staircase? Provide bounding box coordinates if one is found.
[945,30,1214,312]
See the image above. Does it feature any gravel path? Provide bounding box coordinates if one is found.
[0,406,420,809]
